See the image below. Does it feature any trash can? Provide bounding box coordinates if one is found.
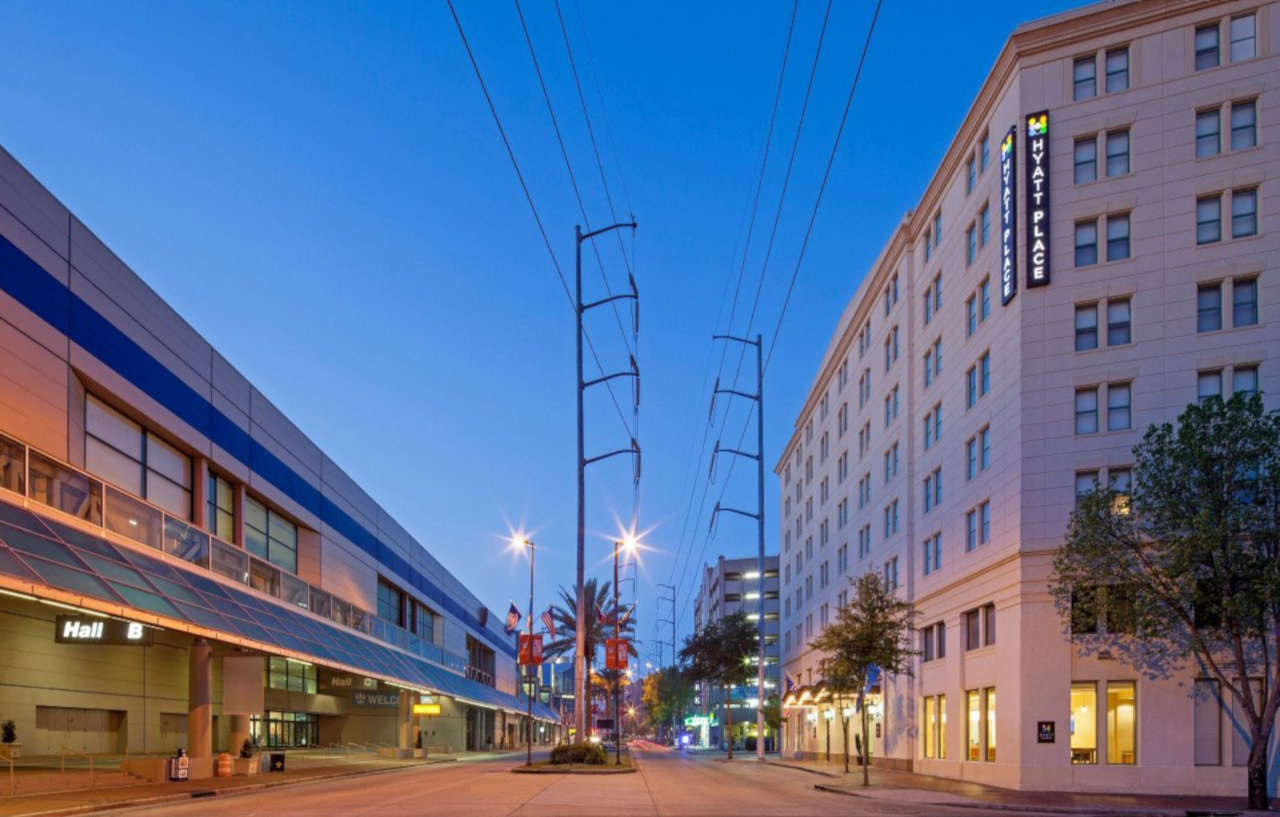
[269,752,285,772]
[168,751,189,781]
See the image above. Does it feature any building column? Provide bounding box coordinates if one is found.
[398,690,414,750]
[228,714,250,758]
[187,638,212,758]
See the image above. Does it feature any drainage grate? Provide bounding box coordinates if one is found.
[190,790,218,798]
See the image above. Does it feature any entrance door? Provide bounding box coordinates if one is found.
[35,706,125,754]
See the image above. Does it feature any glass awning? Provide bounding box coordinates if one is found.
[0,498,558,722]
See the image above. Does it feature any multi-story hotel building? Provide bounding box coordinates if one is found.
[690,554,780,749]
[777,0,1277,795]
[0,144,558,775]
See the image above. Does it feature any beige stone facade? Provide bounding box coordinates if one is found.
[777,0,1279,795]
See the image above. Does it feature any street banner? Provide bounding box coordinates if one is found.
[605,637,629,671]
[519,633,544,665]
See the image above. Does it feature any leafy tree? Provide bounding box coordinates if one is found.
[544,578,637,717]
[762,694,782,751]
[680,612,756,759]
[642,666,693,743]
[810,572,916,783]
[1051,393,1280,809]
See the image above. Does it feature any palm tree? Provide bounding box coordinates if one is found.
[545,578,638,711]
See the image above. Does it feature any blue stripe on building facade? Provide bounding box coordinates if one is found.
[0,232,514,658]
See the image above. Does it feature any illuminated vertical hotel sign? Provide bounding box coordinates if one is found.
[999,125,1017,305]
[1024,110,1051,288]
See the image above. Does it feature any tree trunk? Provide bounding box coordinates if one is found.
[859,691,869,787]
[724,685,733,760]
[1248,731,1269,810]
[841,713,850,774]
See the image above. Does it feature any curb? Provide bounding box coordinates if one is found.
[511,764,637,775]
[811,784,1193,817]
[9,761,439,817]
[762,760,840,779]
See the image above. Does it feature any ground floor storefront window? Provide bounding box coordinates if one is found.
[251,711,318,747]
[966,688,994,761]
[1071,680,1135,765]
[921,695,946,759]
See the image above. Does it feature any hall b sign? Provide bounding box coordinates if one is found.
[55,615,153,645]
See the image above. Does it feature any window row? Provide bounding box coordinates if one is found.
[1075,298,1130,350]
[1075,384,1131,434]
[1197,188,1258,244]
[1074,213,1130,266]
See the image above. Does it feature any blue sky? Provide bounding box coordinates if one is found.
[0,0,1077,660]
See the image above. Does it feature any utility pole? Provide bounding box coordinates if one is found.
[575,220,639,744]
[656,582,676,745]
[708,333,766,761]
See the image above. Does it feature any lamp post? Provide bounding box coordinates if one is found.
[512,535,535,767]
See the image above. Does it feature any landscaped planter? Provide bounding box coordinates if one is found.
[0,743,20,759]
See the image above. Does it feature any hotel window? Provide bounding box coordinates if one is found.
[884,555,898,590]
[244,495,298,574]
[967,690,982,760]
[1194,679,1221,765]
[1075,471,1098,506]
[1197,283,1222,331]
[1075,304,1099,351]
[1231,100,1256,150]
[1074,136,1097,183]
[979,501,990,544]
[1195,23,1219,70]
[979,278,990,320]
[985,688,997,761]
[924,286,934,325]
[980,204,990,247]
[966,437,978,481]
[1230,14,1255,61]
[980,427,990,471]
[1198,370,1223,403]
[1196,109,1220,157]
[1105,129,1129,177]
[1232,188,1257,238]
[966,154,976,193]
[980,352,990,397]
[1073,55,1095,100]
[1196,195,1221,244]
[1108,298,1131,345]
[923,532,941,575]
[966,224,976,265]
[207,471,235,542]
[924,229,931,262]
[924,349,933,387]
[1106,213,1130,261]
[1109,468,1133,516]
[84,395,192,519]
[937,694,948,758]
[983,603,996,645]
[1108,681,1136,764]
[1076,388,1099,434]
[980,133,990,172]
[1107,383,1131,431]
[377,578,405,627]
[924,697,936,757]
[966,295,977,336]
[934,211,942,247]
[1075,221,1098,267]
[1070,682,1098,764]
[933,273,942,311]
[1105,47,1128,92]
[1232,278,1258,327]
[966,508,977,551]
[1233,366,1259,396]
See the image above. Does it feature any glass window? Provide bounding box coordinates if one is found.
[1195,24,1219,70]
[966,366,977,408]
[966,609,981,649]
[1074,137,1097,183]
[1233,366,1259,396]
[966,295,977,336]
[244,496,268,560]
[1105,47,1128,92]
[966,509,977,551]
[1196,195,1221,244]
[1230,15,1255,61]
[0,434,24,495]
[29,452,103,524]
[243,495,297,574]
[1197,283,1222,331]
[83,396,191,519]
[1076,471,1098,506]
[1107,299,1131,345]
[1076,388,1099,434]
[938,694,947,759]
[1231,189,1257,238]
[1075,221,1098,267]
[924,696,936,757]
[1073,56,1096,100]
[1109,469,1132,516]
[980,279,990,320]
[207,471,235,542]
[980,352,990,396]
[1230,101,1256,150]
[985,688,997,761]
[1107,681,1136,764]
[967,438,977,480]
[1107,383,1131,431]
[980,135,990,172]
[1105,130,1129,176]
[1194,679,1221,765]
[377,578,405,627]
[1071,682,1098,764]
[1198,370,1222,403]
[1075,304,1099,351]
[1106,213,1130,261]
[980,205,990,247]
[966,155,976,193]
[980,427,990,470]
[1232,279,1258,327]
[967,225,976,265]
[1196,109,1220,157]
[210,538,248,584]
[967,690,981,760]
[249,556,281,597]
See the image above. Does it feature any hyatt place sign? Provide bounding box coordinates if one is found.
[55,615,153,645]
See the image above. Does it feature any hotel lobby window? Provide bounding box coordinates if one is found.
[1107,681,1136,764]
[244,494,298,574]
[1070,682,1097,763]
[967,690,981,760]
[85,394,192,519]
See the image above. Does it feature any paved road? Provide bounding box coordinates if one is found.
[105,746,1066,817]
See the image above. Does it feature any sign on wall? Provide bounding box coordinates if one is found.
[1037,720,1056,743]
[55,615,153,645]
[999,125,1018,305]
[352,691,400,708]
[1024,110,1051,289]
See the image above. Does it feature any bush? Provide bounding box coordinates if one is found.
[1,721,15,744]
[550,743,607,765]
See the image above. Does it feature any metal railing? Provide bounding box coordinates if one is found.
[59,747,94,787]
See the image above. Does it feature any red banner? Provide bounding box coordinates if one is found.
[519,633,543,665]
[605,637,629,671]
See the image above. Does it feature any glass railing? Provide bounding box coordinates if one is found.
[0,430,469,676]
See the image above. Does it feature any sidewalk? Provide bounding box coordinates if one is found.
[761,756,1261,816]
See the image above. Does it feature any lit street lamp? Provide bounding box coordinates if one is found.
[510,534,535,767]
[611,535,637,765]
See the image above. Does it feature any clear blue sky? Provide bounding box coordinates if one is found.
[0,0,1076,659]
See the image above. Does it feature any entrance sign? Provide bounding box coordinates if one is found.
[352,691,400,708]
[1038,720,1056,743]
[55,615,153,645]
[413,702,442,716]
[1024,111,1051,289]
[999,125,1018,305]
[605,638,628,670]
[518,633,543,665]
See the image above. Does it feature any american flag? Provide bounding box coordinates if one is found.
[541,607,556,639]
[504,602,521,635]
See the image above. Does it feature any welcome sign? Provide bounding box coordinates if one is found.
[999,125,1017,305]
[1024,111,1051,288]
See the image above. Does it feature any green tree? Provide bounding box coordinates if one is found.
[762,694,782,751]
[1050,393,1280,809]
[544,578,637,719]
[680,612,756,759]
[642,666,693,743]
[810,572,916,783]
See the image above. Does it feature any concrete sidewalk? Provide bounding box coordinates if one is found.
[759,757,1262,816]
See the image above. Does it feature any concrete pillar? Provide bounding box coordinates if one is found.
[398,691,414,750]
[228,714,250,757]
[187,638,212,758]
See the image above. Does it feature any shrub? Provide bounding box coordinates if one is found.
[240,738,254,759]
[550,743,607,765]
[1,721,15,744]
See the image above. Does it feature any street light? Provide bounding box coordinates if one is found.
[510,534,535,767]
[611,534,637,765]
